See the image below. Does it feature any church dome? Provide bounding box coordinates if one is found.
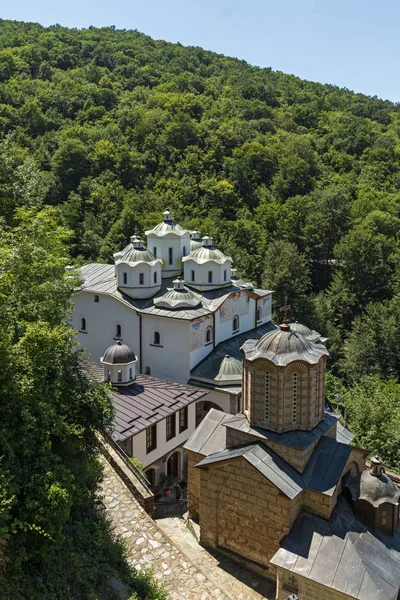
[114,235,159,265]
[190,230,203,251]
[243,324,329,366]
[358,467,400,507]
[215,355,242,382]
[289,321,323,344]
[102,340,136,365]
[153,278,202,309]
[184,235,232,264]
[145,209,189,238]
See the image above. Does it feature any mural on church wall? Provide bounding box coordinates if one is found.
[219,291,250,323]
[190,315,213,350]
[260,295,271,318]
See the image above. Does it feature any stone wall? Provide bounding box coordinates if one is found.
[186,449,205,520]
[275,566,360,600]
[199,456,293,578]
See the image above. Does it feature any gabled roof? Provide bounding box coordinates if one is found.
[196,436,352,498]
[222,411,339,451]
[196,442,304,499]
[109,373,208,440]
[271,496,400,600]
[184,408,231,455]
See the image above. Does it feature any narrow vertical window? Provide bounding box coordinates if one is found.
[153,331,160,345]
[94,295,99,303]
[166,414,176,441]
[154,271,158,284]
[168,247,173,265]
[208,271,213,283]
[232,316,239,332]
[146,425,157,453]
[123,272,128,285]
[115,324,122,338]
[153,246,157,257]
[224,269,227,281]
[183,245,186,256]
[139,273,144,285]
[191,270,195,282]
[117,370,122,382]
[265,372,270,421]
[129,367,133,380]
[257,307,261,321]
[80,317,86,331]
[293,372,298,423]
[179,406,188,432]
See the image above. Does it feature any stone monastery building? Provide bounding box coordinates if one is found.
[185,322,400,600]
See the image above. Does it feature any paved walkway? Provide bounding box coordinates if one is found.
[99,455,229,600]
[156,518,275,600]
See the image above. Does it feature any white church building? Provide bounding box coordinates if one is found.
[72,210,276,481]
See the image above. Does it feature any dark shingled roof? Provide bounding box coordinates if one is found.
[184,408,231,455]
[222,411,339,452]
[196,436,352,498]
[102,340,136,364]
[270,496,400,600]
[110,374,208,441]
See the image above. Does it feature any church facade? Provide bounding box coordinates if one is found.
[185,323,400,600]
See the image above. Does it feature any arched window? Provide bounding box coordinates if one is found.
[153,331,160,345]
[145,366,151,375]
[123,272,128,285]
[265,372,270,421]
[115,324,122,338]
[80,317,86,331]
[232,315,239,332]
[293,372,298,422]
[205,326,213,344]
[256,307,261,322]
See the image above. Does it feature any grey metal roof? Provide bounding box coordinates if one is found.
[336,419,355,444]
[182,245,232,264]
[346,470,400,507]
[109,373,208,440]
[190,322,276,382]
[184,408,231,455]
[196,442,304,499]
[270,496,400,600]
[113,237,160,266]
[215,355,242,382]
[222,412,339,452]
[289,321,327,344]
[79,265,271,321]
[242,324,329,366]
[102,340,136,365]
[196,433,350,497]
[145,220,189,237]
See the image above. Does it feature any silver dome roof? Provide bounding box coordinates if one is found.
[242,324,329,366]
[114,235,160,265]
[215,355,243,382]
[289,321,323,344]
[102,341,136,365]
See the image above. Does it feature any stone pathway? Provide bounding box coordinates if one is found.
[156,518,275,600]
[99,455,230,600]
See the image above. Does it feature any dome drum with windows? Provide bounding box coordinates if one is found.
[145,209,190,279]
[241,323,329,433]
[113,234,162,299]
[182,235,232,291]
[101,340,137,386]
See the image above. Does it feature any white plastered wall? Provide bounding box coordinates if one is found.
[215,292,256,346]
[148,233,190,279]
[72,291,140,364]
[131,402,197,469]
[141,315,190,383]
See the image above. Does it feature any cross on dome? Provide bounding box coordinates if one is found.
[279,296,291,326]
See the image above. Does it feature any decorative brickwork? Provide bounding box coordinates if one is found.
[243,357,328,434]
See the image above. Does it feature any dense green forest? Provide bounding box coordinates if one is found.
[1,17,400,595]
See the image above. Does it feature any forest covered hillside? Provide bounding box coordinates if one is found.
[1,19,400,469]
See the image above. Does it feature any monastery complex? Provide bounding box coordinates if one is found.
[72,211,400,600]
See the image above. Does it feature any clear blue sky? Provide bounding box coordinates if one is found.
[2,0,398,102]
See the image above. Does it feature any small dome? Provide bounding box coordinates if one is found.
[289,321,323,344]
[145,210,189,238]
[183,236,232,265]
[102,340,136,365]
[153,280,202,309]
[358,469,400,507]
[114,235,159,265]
[215,355,243,382]
[190,230,203,251]
[242,324,329,366]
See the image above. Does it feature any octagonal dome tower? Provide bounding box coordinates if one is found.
[182,235,232,291]
[241,323,329,433]
[145,209,190,279]
[114,234,162,298]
